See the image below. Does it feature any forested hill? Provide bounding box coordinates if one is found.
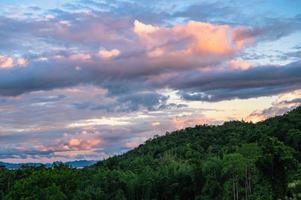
[1,107,301,200]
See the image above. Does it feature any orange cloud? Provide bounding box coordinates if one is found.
[98,48,120,59]
[134,20,254,58]
[17,58,29,66]
[0,55,14,68]
[0,55,28,69]
[69,138,81,146]
[68,137,103,149]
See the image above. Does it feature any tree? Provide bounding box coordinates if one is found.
[257,137,297,199]
[201,157,223,200]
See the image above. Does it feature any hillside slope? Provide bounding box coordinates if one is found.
[1,107,301,200]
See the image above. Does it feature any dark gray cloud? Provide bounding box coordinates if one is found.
[174,62,301,101]
[279,98,301,105]
[0,58,300,102]
[72,91,170,112]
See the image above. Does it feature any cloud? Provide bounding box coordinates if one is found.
[66,137,103,150]
[0,128,106,161]
[98,49,120,59]
[71,90,171,113]
[174,61,301,101]
[172,2,236,23]
[134,20,159,34]
[229,59,251,70]
[0,18,262,99]
[0,55,13,68]
[69,53,91,61]
[247,90,301,122]
[0,53,300,102]
[171,114,217,129]
[0,55,28,69]
[134,20,254,58]
[67,117,131,128]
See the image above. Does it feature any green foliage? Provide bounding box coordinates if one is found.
[1,107,301,200]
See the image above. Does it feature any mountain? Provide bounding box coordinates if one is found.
[0,160,96,170]
[65,160,97,168]
[0,162,20,170]
[0,107,300,200]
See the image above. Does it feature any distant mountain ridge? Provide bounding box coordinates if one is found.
[0,160,96,169]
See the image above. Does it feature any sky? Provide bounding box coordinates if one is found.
[0,0,301,163]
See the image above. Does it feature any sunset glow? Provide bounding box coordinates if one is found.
[0,0,300,163]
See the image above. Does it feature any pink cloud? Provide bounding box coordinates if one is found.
[125,141,140,149]
[125,137,147,149]
[134,20,254,58]
[33,130,105,156]
[172,114,216,129]
[229,59,251,70]
[69,53,91,61]
[247,90,301,122]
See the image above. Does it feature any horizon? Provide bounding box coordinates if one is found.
[0,159,96,165]
[1,107,299,164]
[0,0,301,163]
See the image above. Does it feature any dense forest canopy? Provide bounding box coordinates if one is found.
[0,107,301,200]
